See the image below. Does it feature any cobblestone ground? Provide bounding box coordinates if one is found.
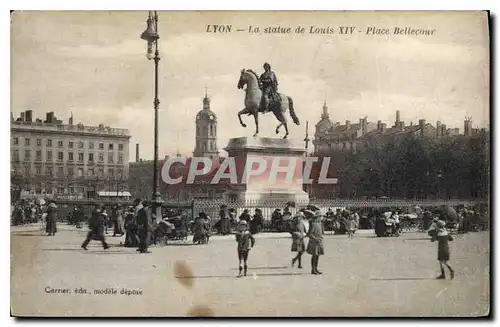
[11,225,490,317]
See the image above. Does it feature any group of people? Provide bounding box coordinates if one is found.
[11,200,44,226]
[81,199,153,253]
[234,204,326,277]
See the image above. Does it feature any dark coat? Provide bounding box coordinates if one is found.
[219,209,231,234]
[239,212,251,223]
[137,207,153,233]
[45,207,57,234]
[250,213,263,234]
[88,209,105,235]
[306,218,324,256]
[433,231,453,261]
[193,218,208,243]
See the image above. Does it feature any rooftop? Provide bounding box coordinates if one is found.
[11,110,131,138]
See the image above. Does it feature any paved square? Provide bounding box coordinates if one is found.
[11,225,490,317]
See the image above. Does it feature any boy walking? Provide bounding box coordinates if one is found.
[235,220,255,278]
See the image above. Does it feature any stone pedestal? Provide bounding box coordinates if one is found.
[223,137,309,204]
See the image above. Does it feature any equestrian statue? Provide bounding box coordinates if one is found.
[237,62,300,139]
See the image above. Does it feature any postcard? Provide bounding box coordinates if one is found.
[10,11,490,317]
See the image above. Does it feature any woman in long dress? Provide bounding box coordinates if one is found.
[112,204,125,237]
[45,203,57,236]
[124,207,139,247]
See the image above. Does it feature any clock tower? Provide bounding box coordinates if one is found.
[193,90,219,159]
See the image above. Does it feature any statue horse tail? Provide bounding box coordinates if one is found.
[287,96,300,125]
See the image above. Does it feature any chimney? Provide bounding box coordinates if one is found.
[46,112,55,124]
[345,120,351,129]
[441,124,447,137]
[69,113,73,126]
[377,120,382,132]
[419,119,426,136]
[20,112,25,121]
[464,118,472,136]
[25,110,33,122]
[135,144,140,162]
[381,123,387,133]
[396,110,400,123]
[436,121,442,137]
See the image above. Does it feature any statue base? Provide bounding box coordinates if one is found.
[223,136,310,204]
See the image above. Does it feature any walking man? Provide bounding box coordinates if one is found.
[136,200,152,253]
[81,204,109,250]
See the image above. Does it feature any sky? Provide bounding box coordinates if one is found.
[10,11,490,160]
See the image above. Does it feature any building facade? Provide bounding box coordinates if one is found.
[313,104,486,155]
[11,110,131,200]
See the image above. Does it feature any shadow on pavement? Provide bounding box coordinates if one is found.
[11,233,45,237]
[42,248,83,251]
[230,266,289,270]
[176,272,308,279]
[160,243,202,247]
[370,277,437,281]
[90,251,138,254]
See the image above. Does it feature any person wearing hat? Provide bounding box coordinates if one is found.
[432,220,455,279]
[259,62,279,112]
[81,204,109,250]
[112,203,125,237]
[192,212,209,244]
[124,206,139,248]
[219,204,230,235]
[137,200,153,253]
[291,211,307,268]
[45,202,58,236]
[271,208,282,230]
[235,220,255,278]
[239,209,251,223]
[250,208,264,235]
[306,210,325,275]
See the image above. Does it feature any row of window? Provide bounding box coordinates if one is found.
[12,149,124,164]
[16,166,124,178]
[12,137,125,151]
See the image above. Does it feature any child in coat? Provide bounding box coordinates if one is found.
[235,220,255,278]
[432,220,455,280]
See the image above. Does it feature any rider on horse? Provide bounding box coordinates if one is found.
[260,62,279,113]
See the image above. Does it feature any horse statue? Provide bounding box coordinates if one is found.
[237,69,300,139]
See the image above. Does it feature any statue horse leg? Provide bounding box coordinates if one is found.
[273,109,288,139]
[253,111,259,137]
[237,108,249,128]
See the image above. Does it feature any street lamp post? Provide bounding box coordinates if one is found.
[303,121,311,197]
[141,11,163,220]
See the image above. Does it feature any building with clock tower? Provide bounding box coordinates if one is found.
[193,91,219,159]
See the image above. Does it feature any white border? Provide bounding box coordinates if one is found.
[2,1,497,326]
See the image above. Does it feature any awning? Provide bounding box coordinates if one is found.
[97,191,132,197]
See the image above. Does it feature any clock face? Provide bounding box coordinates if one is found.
[209,115,214,120]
